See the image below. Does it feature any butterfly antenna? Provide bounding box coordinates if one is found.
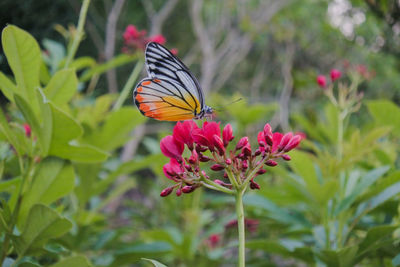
[213,97,243,112]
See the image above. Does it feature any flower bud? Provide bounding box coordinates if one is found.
[236,137,249,150]
[242,160,248,170]
[250,178,260,190]
[196,144,208,152]
[160,186,174,197]
[283,135,302,152]
[176,188,182,196]
[278,132,293,151]
[282,154,291,161]
[214,179,224,185]
[223,172,228,179]
[199,154,211,162]
[254,148,262,156]
[257,168,267,175]
[223,124,234,146]
[257,131,266,147]
[330,69,341,82]
[225,158,232,165]
[23,123,31,137]
[263,124,273,146]
[210,164,225,171]
[317,75,327,88]
[182,185,195,193]
[242,144,252,158]
[265,160,278,167]
[213,135,225,156]
[188,150,198,164]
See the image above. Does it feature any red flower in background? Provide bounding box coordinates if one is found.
[23,124,31,137]
[122,24,171,53]
[206,234,221,249]
[330,69,342,81]
[317,75,327,88]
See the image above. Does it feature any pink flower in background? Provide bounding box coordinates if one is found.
[317,75,327,88]
[160,135,184,162]
[23,123,31,137]
[206,234,221,249]
[122,24,168,52]
[330,69,342,81]
[148,34,166,45]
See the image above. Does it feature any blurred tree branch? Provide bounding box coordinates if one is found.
[190,0,291,95]
[141,0,179,35]
[105,0,126,93]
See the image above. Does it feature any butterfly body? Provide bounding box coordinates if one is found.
[133,42,213,121]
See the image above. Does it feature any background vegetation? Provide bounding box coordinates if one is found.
[0,0,399,266]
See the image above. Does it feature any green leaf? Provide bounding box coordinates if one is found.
[318,246,358,267]
[334,166,390,215]
[49,256,92,267]
[0,72,16,101]
[0,177,21,193]
[84,107,146,151]
[141,258,168,267]
[44,69,77,106]
[79,54,137,82]
[2,25,40,114]
[18,157,75,228]
[13,204,72,256]
[367,100,400,135]
[0,106,24,155]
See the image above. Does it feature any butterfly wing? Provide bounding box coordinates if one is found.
[144,42,205,110]
[134,78,202,121]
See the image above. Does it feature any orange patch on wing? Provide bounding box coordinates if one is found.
[142,81,151,86]
[139,103,151,112]
[136,86,143,92]
[135,94,144,102]
[154,79,161,83]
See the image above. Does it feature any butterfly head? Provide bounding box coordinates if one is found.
[196,105,214,120]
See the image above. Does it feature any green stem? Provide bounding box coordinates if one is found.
[64,0,91,69]
[241,157,268,188]
[113,60,144,111]
[235,188,246,267]
[337,111,344,161]
[199,173,233,194]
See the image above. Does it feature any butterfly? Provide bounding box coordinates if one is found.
[133,42,213,121]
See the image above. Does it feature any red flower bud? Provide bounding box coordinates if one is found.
[222,124,234,146]
[263,124,273,146]
[148,34,166,45]
[242,160,248,169]
[257,131,266,147]
[282,154,291,161]
[278,132,293,151]
[214,179,224,185]
[236,137,249,150]
[160,186,174,197]
[225,158,232,165]
[23,123,31,137]
[173,120,198,150]
[199,154,211,162]
[257,168,267,175]
[223,172,228,179]
[317,75,327,88]
[213,135,225,156]
[283,135,302,152]
[250,178,260,190]
[188,150,198,164]
[330,69,341,82]
[265,160,278,167]
[242,144,252,158]
[210,164,225,171]
[182,185,195,193]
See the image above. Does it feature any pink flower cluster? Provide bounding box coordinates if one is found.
[122,24,177,54]
[159,121,303,197]
[317,69,342,88]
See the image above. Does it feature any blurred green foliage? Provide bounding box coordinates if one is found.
[0,0,399,266]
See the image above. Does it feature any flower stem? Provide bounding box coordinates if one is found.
[235,188,246,267]
[64,0,91,69]
[113,60,144,110]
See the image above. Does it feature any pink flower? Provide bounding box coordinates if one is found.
[330,69,341,81]
[271,132,283,153]
[317,75,327,88]
[123,25,140,41]
[278,132,293,151]
[212,135,225,156]
[23,123,31,137]
[173,120,198,150]
[236,137,249,150]
[188,150,198,164]
[170,48,178,55]
[222,124,234,146]
[160,135,184,161]
[207,234,221,248]
[193,121,220,150]
[148,34,166,45]
[163,158,184,181]
[283,134,302,152]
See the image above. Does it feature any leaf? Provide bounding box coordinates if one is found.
[2,25,40,114]
[0,72,16,101]
[141,258,168,267]
[317,246,358,267]
[79,54,137,82]
[12,204,72,256]
[44,69,78,106]
[334,166,390,215]
[18,157,75,229]
[0,106,24,155]
[0,177,21,193]
[49,256,92,267]
[367,100,400,135]
[84,107,146,151]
